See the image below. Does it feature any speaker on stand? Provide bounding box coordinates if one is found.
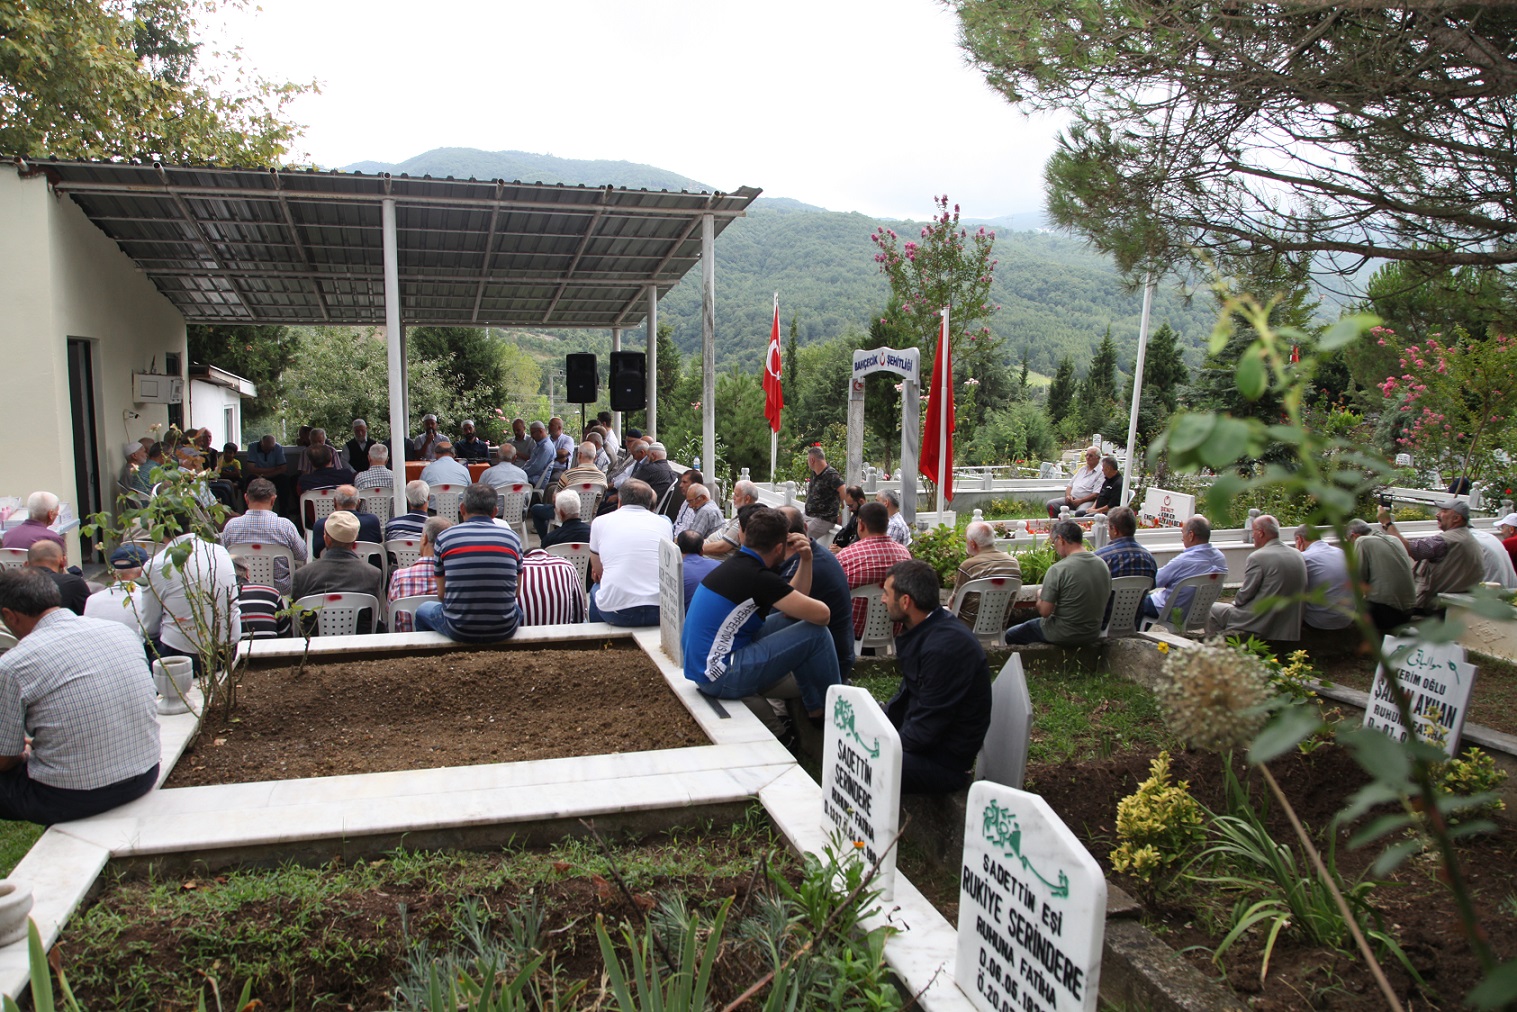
[609,351,647,413]
[565,353,597,432]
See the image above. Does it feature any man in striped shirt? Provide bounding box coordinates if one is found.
[518,549,587,625]
[415,484,522,642]
[384,481,431,542]
[388,516,451,632]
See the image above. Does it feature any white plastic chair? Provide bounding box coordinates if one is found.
[429,484,464,523]
[226,542,295,589]
[496,484,531,542]
[949,575,1024,648]
[298,488,340,555]
[560,482,603,529]
[360,490,394,526]
[388,593,437,633]
[0,630,16,654]
[0,549,28,570]
[851,584,895,657]
[385,537,423,573]
[292,592,380,636]
[352,540,387,587]
[544,542,593,591]
[1142,571,1226,637]
[1103,574,1156,639]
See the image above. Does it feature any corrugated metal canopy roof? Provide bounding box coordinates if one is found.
[20,159,760,328]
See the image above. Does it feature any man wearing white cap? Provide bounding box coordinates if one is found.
[121,442,152,495]
[1495,513,1517,570]
[1470,517,1517,589]
[290,510,382,606]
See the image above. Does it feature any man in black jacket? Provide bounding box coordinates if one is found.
[881,559,992,794]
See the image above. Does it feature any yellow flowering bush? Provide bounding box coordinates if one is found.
[1110,751,1206,892]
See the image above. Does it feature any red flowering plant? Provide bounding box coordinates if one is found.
[1376,325,1517,486]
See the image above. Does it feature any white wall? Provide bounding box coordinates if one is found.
[189,380,241,448]
[0,170,187,562]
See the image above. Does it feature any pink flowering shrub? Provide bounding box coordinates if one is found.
[1376,325,1517,483]
[869,195,998,353]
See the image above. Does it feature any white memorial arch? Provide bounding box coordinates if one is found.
[845,345,921,522]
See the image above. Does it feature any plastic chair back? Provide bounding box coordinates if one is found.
[0,548,29,570]
[299,488,340,555]
[360,490,394,525]
[1147,571,1226,636]
[429,484,464,523]
[0,630,16,654]
[388,593,437,633]
[293,592,380,636]
[385,537,423,572]
[226,542,294,588]
[352,540,387,587]
[496,484,531,542]
[571,482,603,524]
[1103,574,1155,638]
[949,575,1023,647]
[544,542,592,589]
[851,584,895,656]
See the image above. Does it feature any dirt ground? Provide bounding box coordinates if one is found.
[909,744,1517,1010]
[164,645,708,787]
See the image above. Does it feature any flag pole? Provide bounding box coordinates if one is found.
[1121,272,1157,508]
[770,292,779,485]
[936,307,949,518]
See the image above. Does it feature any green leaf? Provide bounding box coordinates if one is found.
[1319,313,1379,351]
[1168,411,1216,453]
[1348,812,1416,849]
[1340,726,1412,785]
[1248,704,1322,765]
[1265,424,1303,445]
[1197,416,1254,469]
[1208,317,1232,355]
[1235,350,1267,400]
[1338,780,1409,824]
[1467,958,1517,1009]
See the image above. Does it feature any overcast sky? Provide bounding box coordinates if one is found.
[213,0,1064,220]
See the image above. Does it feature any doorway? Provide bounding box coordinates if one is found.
[66,339,102,561]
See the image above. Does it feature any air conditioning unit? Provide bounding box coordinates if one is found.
[133,373,183,404]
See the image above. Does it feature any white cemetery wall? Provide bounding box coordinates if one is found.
[956,782,1106,1012]
[1363,635,1478,755]
[821,685,902,900]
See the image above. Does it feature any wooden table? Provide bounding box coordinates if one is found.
[404,461,490,482]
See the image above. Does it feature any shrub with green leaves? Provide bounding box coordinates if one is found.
[1436,748,1508,820]
[909,522,968,586]
[1109,751,1206,892]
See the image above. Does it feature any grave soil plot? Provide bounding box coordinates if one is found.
[165,645,708,786]
[909,744,1517,1011]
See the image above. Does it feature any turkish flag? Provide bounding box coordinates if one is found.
[920,309,955,501]
[763,297,784,433]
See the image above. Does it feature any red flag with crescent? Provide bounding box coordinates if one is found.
[764,296,784,433]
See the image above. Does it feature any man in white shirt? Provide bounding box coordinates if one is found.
[146,522,241,672]
[587,479,671,627]
[84,545,162,640]
[1469,525,1517,589]
[480,443,530,489]
[878,489,913,547]
[1045,447,1104,518]
[354,443,395,490]
[1293,524,1354,630]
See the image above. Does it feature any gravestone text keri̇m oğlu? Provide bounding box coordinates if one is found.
[1363,635,1478,755]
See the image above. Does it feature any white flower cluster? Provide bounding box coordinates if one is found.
[1156,644,1270,752]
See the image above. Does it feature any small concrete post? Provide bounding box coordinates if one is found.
[1090,513,1109,549]
[784,481,796,507]
[972,508,984,523]
[1244,508,1260,542]
[865,468,878,494]
[983,469,994,491]
[740,466,750,482]
[1059,505,1072,522]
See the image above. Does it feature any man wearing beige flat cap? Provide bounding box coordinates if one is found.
[290,510,382,603]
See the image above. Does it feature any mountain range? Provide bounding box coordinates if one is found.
[344,148,1224,377]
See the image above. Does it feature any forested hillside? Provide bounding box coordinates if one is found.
[344,147,1223,376]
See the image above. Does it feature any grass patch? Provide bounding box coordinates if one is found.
[0,821,42,876]
[62,807,791,1011]
[847,652,1176,767]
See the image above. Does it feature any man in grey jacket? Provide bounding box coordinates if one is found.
[1207,514,1308,639]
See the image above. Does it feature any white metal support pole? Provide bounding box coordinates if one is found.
[770,292,779,484]
[645,285,658,435]
[1121,272,1157,507]
[382,198,407,518]
[610,326,622,436]
[935,307,950,519]
[701,213,716,477]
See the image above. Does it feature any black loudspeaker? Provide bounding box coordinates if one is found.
[610,351,647,412]
[565,353,597,403]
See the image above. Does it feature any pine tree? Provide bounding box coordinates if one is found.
[1046,356,1077,423]
[1082,329,1120,404]
[785,313,800,403]
[1143,323,1188,412]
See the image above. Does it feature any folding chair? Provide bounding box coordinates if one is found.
[851,584,895,657]
[949,575,1024,648]
[430,484,464,523]
[226,542,295,589]
[1103,574,1156,638]
[388,593,437,633]
[1141,571,1226,637]
[292,592,380,636]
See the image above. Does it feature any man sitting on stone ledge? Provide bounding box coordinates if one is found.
[681,507,840,722]
[416,484,523,642]
[1003,520,1111,645]
[0,568,160,825]
[1207,513,1307,639]
[1383,498,1485,614]
[883,559,992,794]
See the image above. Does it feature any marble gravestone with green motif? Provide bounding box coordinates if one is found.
[821,685,901,900]
[955,783,1105,1012]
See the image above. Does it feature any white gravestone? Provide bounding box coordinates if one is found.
[1138,487,1196,528]
[977,655,1034,791]
[658,539,684,666]
[956,782,1106,1012]
[821,685,902,900]
[1363,635,1478,755]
